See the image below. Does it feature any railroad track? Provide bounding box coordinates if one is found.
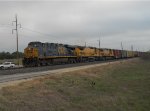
[0,59,126,75]
[0,58,136,84]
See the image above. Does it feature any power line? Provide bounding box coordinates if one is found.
[0,24,13,30]
[21,27,59,38]
[0,23,12,27]
[0,23,59,38]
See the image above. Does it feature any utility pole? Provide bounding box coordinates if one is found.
[85,42,86,47]
[131,45,133,51]
[98,38,101,60]
[98,39,101,49]
[121,42,123,58]
[131,45,133,57]
[121,42,123,51]
[12,14,21,66]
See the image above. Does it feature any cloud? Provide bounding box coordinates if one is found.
[0,1,150,52]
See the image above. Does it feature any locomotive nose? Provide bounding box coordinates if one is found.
[24,47,38,58]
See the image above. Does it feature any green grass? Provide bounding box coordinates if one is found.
[0,59,150,111]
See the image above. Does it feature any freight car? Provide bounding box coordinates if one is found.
[113,49,122,59]
[23,41,139,67]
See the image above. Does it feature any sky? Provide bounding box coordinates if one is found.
[0,0,150,52]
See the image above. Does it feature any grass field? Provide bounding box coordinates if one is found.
[0,58,150,111]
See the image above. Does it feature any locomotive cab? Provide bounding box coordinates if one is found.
[24,47,38,58]
[23,42,42,67]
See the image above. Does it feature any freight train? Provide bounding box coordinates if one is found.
[23,41,140,67]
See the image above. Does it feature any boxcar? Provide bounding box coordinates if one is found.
[121,50,127,58]
[113,49,122,59]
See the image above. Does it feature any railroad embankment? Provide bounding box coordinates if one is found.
[0,58,149,111]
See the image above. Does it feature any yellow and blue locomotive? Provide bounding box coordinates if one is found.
[23,41,140,67]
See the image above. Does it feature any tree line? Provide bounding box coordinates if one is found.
[0,52,24,60]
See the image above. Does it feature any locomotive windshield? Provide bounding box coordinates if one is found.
[28,42,42,48]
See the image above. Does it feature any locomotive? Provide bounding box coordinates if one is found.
[23,41,140,67]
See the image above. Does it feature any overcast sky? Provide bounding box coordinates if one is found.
[0,0,150,52]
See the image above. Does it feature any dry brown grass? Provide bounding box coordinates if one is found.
[0,58,149,111]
